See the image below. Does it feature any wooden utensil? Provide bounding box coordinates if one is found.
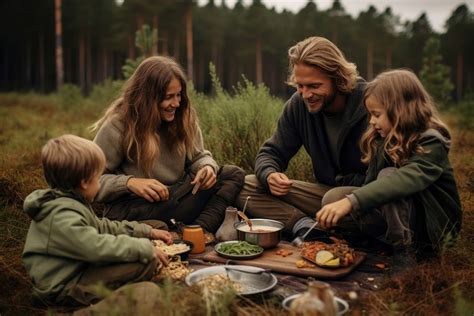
[192,169,208,195]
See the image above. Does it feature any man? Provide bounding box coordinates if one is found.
[237,36,368,239]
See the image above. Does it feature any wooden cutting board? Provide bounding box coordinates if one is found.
[193,241,365,280]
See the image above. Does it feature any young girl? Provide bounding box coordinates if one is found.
[92,56,245,233]
[316,69,462,256]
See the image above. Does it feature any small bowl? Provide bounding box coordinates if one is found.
[170,239,194,260]
[282,294,349,314]
[234,219,284,249]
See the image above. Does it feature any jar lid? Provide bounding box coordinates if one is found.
[185,224,202,229]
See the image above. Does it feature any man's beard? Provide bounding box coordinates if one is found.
[305,91,337,114]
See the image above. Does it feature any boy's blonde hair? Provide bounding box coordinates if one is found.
[287,36,359,93]
[42,134,106,190]
[360,69,450,166]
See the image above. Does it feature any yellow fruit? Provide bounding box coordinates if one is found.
[323,257,341,267]
[315,250,335,265]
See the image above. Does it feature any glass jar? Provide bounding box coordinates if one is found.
[182,224,205,254]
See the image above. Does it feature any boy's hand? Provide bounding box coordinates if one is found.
[149,229,173,244]
[127,178,169,202]
[153,247,169,266]
[316,198,353,229]
[267,172,293,196]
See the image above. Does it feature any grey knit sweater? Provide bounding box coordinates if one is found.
[93,117,218,203]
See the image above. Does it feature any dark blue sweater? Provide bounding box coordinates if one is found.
[255,80,368,188]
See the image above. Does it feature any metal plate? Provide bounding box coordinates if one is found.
[214,241,264,260]
[185,265,277,295]
[282,294,349,315]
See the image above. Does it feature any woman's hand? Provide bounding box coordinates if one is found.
[149,229,173,244]
[316,198,353,229]
[127,178,169,202]
[267,172,293,196]
[191,165,216,191]
[153,247,169,266]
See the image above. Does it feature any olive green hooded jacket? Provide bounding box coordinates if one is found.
[22,189,154,302]
[352,129,462,251]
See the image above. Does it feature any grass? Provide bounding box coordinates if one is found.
[0,81,473,315]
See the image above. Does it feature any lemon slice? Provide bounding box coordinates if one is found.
[324,257,341,267]
[315,250,335,265]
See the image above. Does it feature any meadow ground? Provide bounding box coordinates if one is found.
[0,84,473,315]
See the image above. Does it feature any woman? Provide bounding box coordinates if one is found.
[92,56,245,233]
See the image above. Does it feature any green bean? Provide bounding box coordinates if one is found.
[218,241,262,255]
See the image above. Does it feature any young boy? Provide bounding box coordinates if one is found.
[22,134,172,307]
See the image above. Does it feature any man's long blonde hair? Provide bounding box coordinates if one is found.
[91,56,198,176]
[360,69,450,166]
[287,36,359,93]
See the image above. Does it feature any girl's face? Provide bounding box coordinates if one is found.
[159,78,182,122]
[365,96,392,138]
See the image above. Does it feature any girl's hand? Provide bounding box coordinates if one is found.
[127,178,169,202]
[153,247,169,266]
[192,166,216,190]
[316,198,353,229]
[267,172,293,196]
[149,229,173,244]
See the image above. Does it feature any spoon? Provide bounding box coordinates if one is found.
[291,221,319,247]
[242,196,251,215]
[237,211,253,231]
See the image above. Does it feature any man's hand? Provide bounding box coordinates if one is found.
[127,178,169,202]
[149,229,173,244]
[316,198,353,229]
[153,247,169,266]
[267,172,293,196]
[191,165,216,191]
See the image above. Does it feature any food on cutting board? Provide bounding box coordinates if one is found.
[300,238,355,268]
[216,241,263,256]
[275,249,293,257]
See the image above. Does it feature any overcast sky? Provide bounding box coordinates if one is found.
[197,0,473,33]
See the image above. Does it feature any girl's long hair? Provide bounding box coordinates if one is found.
[91,56,198,176]
[360,69,450,166]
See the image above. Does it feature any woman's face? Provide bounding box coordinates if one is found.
[159,78,182,122]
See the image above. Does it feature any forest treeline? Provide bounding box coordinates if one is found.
[1,0,473,100]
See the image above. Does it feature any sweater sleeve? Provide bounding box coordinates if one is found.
[188,126,219,176]
[93,119,134,203]
[255,96,302,189]
[47,209,154,264]
[352,139,448,212]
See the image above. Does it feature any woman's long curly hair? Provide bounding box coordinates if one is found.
[91,56,198,176]
[360,69,450,166]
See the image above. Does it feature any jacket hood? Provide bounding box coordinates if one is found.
[421,128,451,152]
[23,189,85,221]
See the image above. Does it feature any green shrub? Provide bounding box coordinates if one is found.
[451,99,474,131]
[56,83,84,110]
[89,79,124,109]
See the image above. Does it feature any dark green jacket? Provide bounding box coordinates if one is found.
[22,189,154,302]
[352,129,462,251]
[256,80,368,188]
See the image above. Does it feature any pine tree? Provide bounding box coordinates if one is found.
[419,37,453,107]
